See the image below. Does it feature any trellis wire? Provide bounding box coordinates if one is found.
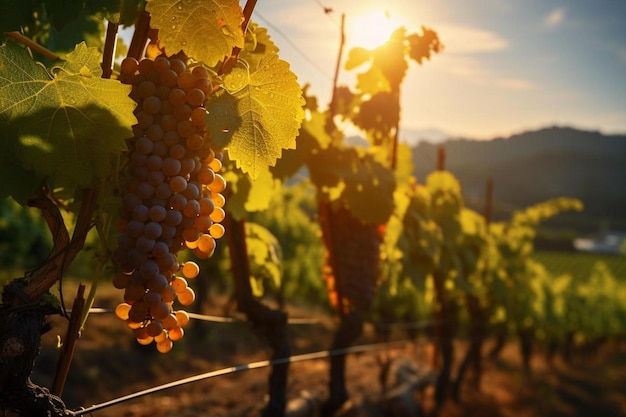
[69,339,411,416]
[75,308,441,328]
[72,308,320,324]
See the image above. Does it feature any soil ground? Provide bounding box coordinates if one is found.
[30,287,626,417]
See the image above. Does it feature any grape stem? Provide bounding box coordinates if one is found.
[101,21,119,79]
[218,0,258,74]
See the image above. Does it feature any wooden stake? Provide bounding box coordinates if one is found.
[51,284,85,397]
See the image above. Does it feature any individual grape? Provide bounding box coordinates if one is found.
[121,57,139,75]
[160,69,178,87]
[186,133,204,151]
[113,273,131,289]
[195,78,212,95]
[197,167,215,185]
[209,223,225,239]
[134,136,154,155]
[169,88,187,106]
[136,235,156,253]
[153,56,170,72]
[186,88,205,107]
[196,234,216,254]
[137,336,154,346]
[137,81,156,99]
[169,176,188,193]
[181,261,200,279]
[211,193,226,208]
[143,96,161,114]
[169,144,186,159]
[168,327,184,342]
[148,170,165,187]
[175,310,190,327]
[128,300,149,322]
[177,287,195,306]
[199,198,215,216]
[208,174,226,193]
[146,124,165,141]
[156,339,173,353]
[162,157,182,177]
[148,205,167,222]
[177,71,196,90]
[115,303,132,320]
[190,107,206,126]
[176,120,195,139]
[138,58,154,74]
[160,314,178,330]
[209,207,225,223]
[171,276,188,293]
[194,215,213,232]
[208,157,222,173]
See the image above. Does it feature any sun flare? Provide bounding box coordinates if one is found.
[345,10,402,50]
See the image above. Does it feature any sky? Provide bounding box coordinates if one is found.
[249,0,626,140]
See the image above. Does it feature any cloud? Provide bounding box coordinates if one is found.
[435,24,508,54]
[544,8,566,29]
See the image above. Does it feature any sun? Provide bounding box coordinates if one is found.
[345,10,402,50]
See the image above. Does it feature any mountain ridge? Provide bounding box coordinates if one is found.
[411,126,626,232]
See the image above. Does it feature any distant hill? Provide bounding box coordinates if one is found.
[411,126,626,233]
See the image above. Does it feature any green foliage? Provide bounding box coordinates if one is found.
[245,222,282,297]
[207,51,305,179]
[0,42,135,201]
[0,197,52,270]
[248,182,327,305]
[146,0,244,67]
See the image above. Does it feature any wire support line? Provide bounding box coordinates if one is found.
[253,12,335,81]
[69,339,410,416]
[69,308,320,325]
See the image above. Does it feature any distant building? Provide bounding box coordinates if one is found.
[573,231,626,255]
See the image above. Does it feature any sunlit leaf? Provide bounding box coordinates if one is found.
[146,0,244,66]
[239,22,280,70]
[0,42,135,191]
[206,52,305,178]
[344,46,371,70]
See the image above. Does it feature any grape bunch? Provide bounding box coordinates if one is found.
[320,202,382,313]
[111,54,227,353]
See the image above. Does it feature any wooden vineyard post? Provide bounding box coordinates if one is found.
[223,212,290,417]
[451,177,493,401]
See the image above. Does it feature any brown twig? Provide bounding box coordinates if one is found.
[101,21,119,79]
[5,31,59,61]
[328,13,346,120]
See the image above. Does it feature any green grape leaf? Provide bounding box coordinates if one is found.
[239,22,280,71]
[310,147,395,224]
[0,42,135,190]
[146,0,244,66]
[206,52,305,179]
[222,168,249,220]
[394,143,414,186]
[355,66,390,96]
[344,46,371,70]
[244,164,277,213]
[341,152,395,224]
[270,111,330,180]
